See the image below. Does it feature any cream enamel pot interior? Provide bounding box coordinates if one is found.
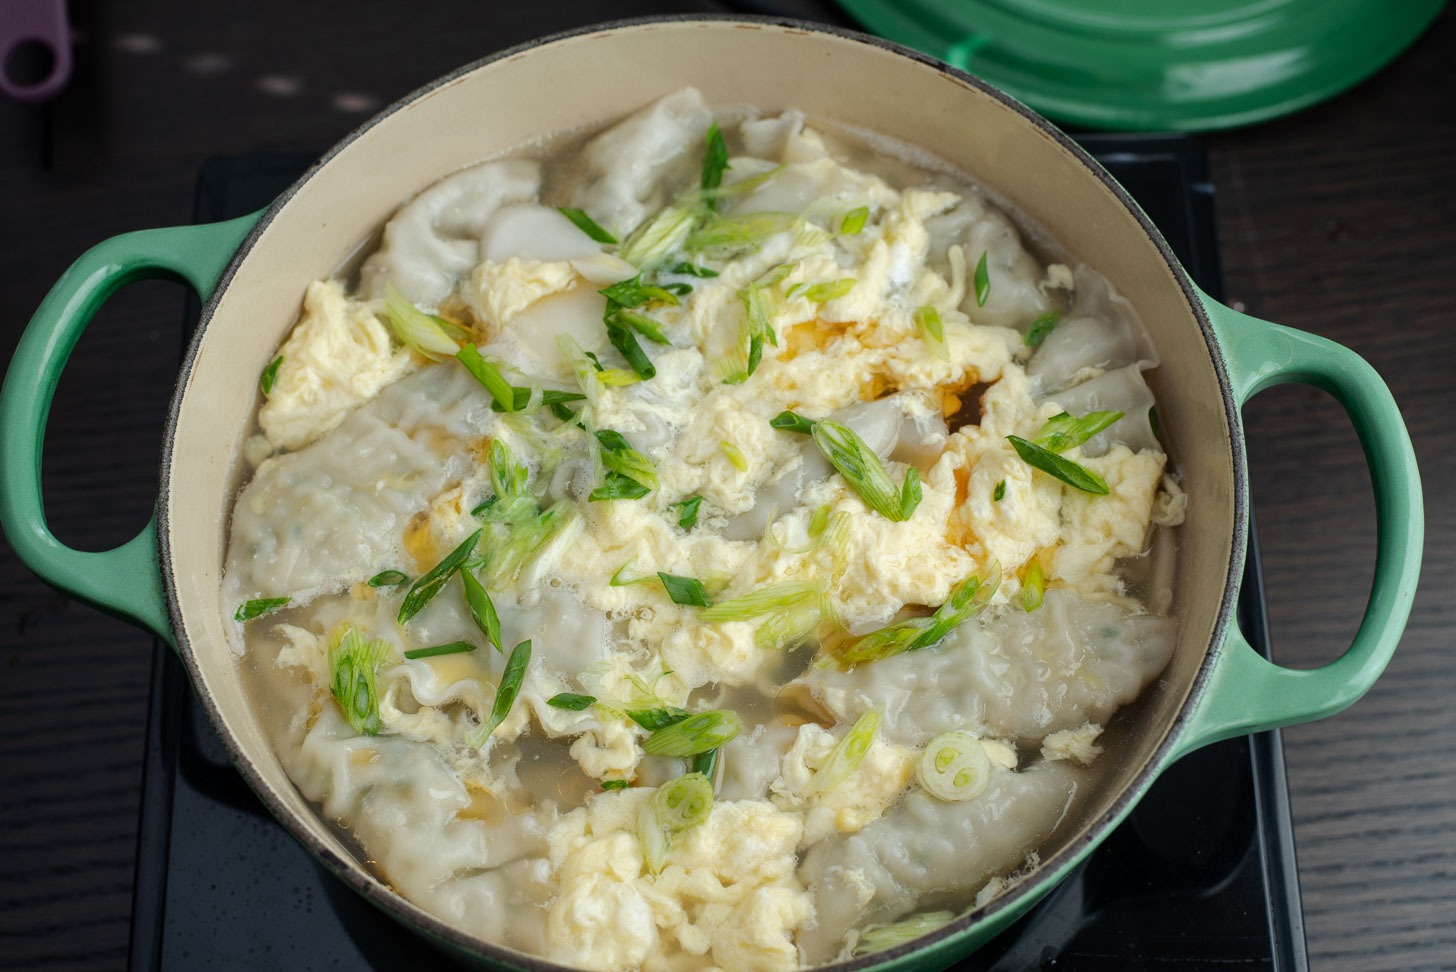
[0,17,1422,972]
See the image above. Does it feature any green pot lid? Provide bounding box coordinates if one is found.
[835,0,1443,131]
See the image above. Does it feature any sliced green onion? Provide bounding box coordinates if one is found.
[993,479,1006,502]
[595,429,657,491]
[839,206,869,236]
[1025,311,1060,347]
[807,504,832,538]
[475,502,575,589]
[643,709,742,757]
[908,562,1002,650]
[610,560,657,587]
[686,211,796,255]
[613,307,670,345]
[700,122,730,205]
[475,439,537,525]
[596,367,644,387]
[721,440,748,472]
[753,592,826,651]
[916,305,944,342]
[259,355,283,395]
[658,573,712,608]
[234,597,289,622]
[812,420,919,522]
[467,639,531,748]
[541,389,587,409]
[404,640,476,660]
[599,276,680,309]
[1021,559,1045,612]
[756,262,796,287]
[973,252,991,308]
[673,495,703,530]
[589,472,652,501]
[853,912,957,956]
[899,467,922,521]
[619,205,699,270]
[383,284,461,360]
[604,316,656,381]
[558,207,618,244]
[398,528,482,624]
[654,772,714,832]
[601,779,631,790]
[367,570,409,588]
[917,730,991,801]
[692,747,720,783]
[770,410,816,435]
[328,622,388,736]
[803,278,856,303]
[838,563,1001,666]
[456,344,523,412]
[915,305,949,360]
[461,570,503,652]
[626,707,691,731]
[668,261,718,278]
[548,693,597,711]
[638,800,671,874]
[700,580,820,623]
[809,707,881,794]
[1032,410,1125,453]
[1007,435,1110,494]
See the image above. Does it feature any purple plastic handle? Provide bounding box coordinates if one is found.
[0,0,72,104]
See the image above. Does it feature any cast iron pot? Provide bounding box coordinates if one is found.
[0,17,1424,972]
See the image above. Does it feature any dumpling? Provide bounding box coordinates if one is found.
[359,159,542,308]
[796,762,1078,964]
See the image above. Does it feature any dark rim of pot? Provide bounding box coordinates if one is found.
[158,13,1249,972]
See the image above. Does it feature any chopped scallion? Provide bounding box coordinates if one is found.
[642,709,742,757]
[457,344,522,412]
[973,252,991,308]
[917,730,991,801]
[993,479,1006,502]
[467,639,531,748]
[673,495,703,530]
[1025,311,1060,347]
[803,278,856,303]
[404,640,476,660]
[259,356,283,395]
[1032,410,1124,453]
[601,779,631,790]
[658,573,712,608]
[654,772,714,832]
[700,123,730,206]
[1007,436,1109,494]
[234,597,289,622]
[383,284,461,360]
[721,440,748,472]
[812,420,920,521]
[548,693,597,711]
[838,563,1000,667]
[368,570,409,588]
[840,206,869,235]
[398,529,482,624]
[770,410,816,435]
[558,207,618,245]
[667,261,718,278]
[809,707,881,794]
[328,622,388,735]
[1021,559,1045,612]
[461,570,503,652]
[853,912,957,956]
[626,707,691,731]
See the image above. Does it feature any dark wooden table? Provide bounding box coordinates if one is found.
[2,2,1451,969]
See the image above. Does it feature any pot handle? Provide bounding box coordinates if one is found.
[1171,291,1423,760]
[0,214,260,644]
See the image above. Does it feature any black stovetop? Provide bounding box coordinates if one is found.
[128,135,1308,972]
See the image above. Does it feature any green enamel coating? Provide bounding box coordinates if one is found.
[835,0,1443,131]
[1173,290,1423,761]
[0,214,260,644]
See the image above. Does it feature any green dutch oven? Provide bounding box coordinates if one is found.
[0,17,1423,972]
